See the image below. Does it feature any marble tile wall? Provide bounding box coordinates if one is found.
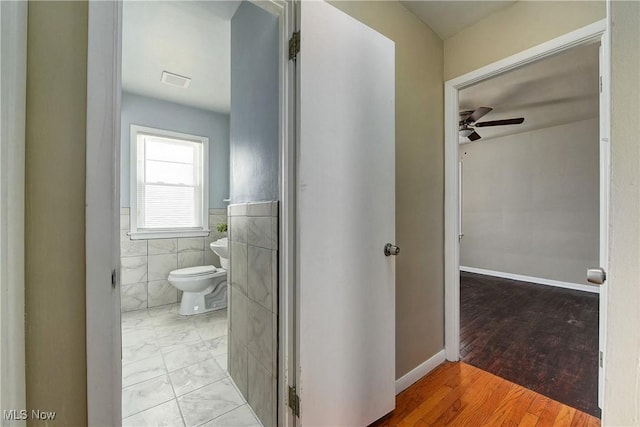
[228,201,278,427]
[120,208,228,312]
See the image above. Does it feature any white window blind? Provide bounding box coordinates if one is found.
[130,125,209,239]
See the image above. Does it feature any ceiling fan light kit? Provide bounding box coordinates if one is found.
[459,127,474,138]
[459,106,525,142]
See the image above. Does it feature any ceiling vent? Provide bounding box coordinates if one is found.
[161,71,191,89]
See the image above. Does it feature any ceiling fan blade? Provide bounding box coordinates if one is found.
[467,131,481,141]
[464,107,493,124]
[475,118,525,127]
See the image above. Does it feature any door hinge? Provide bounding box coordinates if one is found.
[111,269,117,288]
[599,76,603,93]
[288,385,300,417]
[289,31,300,61]
[599,350,604,368]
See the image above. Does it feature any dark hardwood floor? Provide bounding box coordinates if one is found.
[460,271,600,417]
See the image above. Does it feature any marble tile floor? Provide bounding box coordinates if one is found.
[121,303,262,427]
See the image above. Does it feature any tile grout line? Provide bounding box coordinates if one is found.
[121,362,167,389]
[173,371,235,400]
[226,377,263,426]
[196,402,254,427]
[174,376,245,426]
[122,379,176,420]
[152,318,187,427]
[121,398,179,424]
[122,317,173,421]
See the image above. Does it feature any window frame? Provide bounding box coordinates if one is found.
[129,124,210,239]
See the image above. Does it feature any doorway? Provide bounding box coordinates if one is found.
[444,19,609,418]
[85,1,294,425]
[118,2,242,423]
[457,42,601,415]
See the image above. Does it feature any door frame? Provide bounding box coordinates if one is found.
[444,17,609,406]
[85,1,296,425]
[0,0,27,419]
[86,2,123,424]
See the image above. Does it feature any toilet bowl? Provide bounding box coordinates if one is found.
[168,265,227,316]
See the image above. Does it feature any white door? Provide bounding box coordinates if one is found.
[297,2,396,426]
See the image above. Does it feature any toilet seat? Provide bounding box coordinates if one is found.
[168,265,226,283]
[170,265,217,277]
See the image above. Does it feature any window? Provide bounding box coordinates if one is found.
[130,125,209,239]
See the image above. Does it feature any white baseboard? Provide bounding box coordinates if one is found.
[460,266,599,294]
[395,350,446,395]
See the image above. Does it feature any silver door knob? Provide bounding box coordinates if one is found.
[384,243,400,256]
[587,267,606,285]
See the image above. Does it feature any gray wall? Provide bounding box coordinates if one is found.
[460,118,599,285]
[25,2,88,423]
[230,2,279,203]
[120,92,230,208]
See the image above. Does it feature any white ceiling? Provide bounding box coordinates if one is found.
[400,1,516,40]
[122,0,599,132]
[459,42,600,143]
[122,1,515,113]
[122,1,241,113]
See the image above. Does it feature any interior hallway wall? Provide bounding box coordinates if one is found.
[24,1,88,425]
[444,1,606,80]
[460,118,600,286]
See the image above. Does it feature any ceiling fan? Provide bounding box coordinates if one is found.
[459,107,524,142]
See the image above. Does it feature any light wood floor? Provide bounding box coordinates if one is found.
[370,362,600,427]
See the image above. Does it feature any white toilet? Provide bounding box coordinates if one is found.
[167,237,229,316]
